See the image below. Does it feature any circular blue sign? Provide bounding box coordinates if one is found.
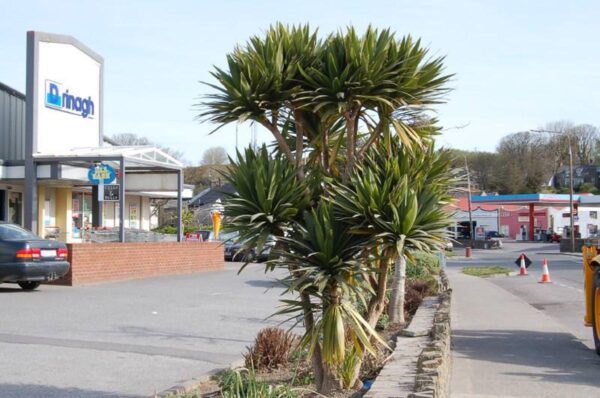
[88,164,116,185]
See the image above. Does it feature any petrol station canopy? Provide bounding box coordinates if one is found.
[471,194,581,207]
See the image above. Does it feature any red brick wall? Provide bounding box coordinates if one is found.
[56,242,223,285]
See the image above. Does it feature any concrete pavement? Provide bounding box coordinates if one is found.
[449,243,600,397]
[449,241,593,349]
[0,262,288,397]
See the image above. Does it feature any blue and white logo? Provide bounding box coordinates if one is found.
[87,164,116,185]
[45,80,95,119]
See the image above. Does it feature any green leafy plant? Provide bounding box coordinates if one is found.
[219,368,300,398]
[338,348,361,390]
[199,23,454,394]
[272,202,388,366]
[406,251,441,279]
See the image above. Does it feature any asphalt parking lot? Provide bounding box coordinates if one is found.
[0,262,287,397]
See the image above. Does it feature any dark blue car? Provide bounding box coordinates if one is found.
[0,222,70,290]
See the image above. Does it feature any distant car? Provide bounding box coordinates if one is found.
[220,231,255,262]
[549,233,561,243]
[486,231,502,239]
[191,230,212,242]
[0,222,70,290]
[256,238,275,262]
[444,238,454,252]
[220,232,275,262]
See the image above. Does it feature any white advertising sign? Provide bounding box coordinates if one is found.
[34,39,102,153]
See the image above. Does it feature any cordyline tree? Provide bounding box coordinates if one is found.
[198,24,454,394]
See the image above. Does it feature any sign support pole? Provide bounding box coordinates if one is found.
[91,184,103,228]
[119,158,126,243]
[24,32,38,234]
[177,169,183,242]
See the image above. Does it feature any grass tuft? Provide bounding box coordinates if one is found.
[462,266,512,277]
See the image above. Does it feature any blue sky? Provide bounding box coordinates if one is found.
[1,0,598,164]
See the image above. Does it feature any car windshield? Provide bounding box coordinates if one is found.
[0,224,39,240]
[220,231,239,242]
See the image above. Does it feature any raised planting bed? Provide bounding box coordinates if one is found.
[364,270,452,398]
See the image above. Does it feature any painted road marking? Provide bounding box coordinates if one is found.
[555,282,584,293]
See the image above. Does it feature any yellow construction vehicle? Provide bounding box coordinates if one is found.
[583,245,600,354]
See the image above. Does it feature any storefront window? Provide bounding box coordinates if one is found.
[0,190,5,221]
[8,192,22,226]
[72,192,92,239]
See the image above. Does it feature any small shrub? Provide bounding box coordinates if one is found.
[406,251,440,279]
[244,328,297,370]
[360,348,386,381]
[219,368,299,398]
[404,279,438,318]
[376,313,389,330]
[152,225,177,234]
[578,182,596,193]
[339,348,360,389]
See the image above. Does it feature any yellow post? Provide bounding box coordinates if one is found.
[211,210,222,240]
[55,188,73,242]
[37,185,46,236]
[583,245,597,327]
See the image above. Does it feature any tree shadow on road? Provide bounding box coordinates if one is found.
[244,279,285,288]
[0,383,140,397]
[453,329,600,388]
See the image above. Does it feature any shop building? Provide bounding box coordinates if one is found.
[0,31,222,284]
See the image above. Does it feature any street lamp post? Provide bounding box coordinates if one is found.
[531,129,576,252]
[464,156,475,249]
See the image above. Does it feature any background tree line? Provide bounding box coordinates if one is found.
[452,121,600,194]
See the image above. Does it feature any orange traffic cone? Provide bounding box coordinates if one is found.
[539,258,552,283]
[519,254,528,276]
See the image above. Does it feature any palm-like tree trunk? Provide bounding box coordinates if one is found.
[347,254,392,388]
[388,255,406,324]
[303,292,326,390]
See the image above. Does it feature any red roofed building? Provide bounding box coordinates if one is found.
[447,195,551,240]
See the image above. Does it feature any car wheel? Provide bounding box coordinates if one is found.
[18,281,41,291]
[592,267,600,355]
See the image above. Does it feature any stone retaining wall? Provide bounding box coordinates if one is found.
[365,269,452,398]
[410,270,452,398]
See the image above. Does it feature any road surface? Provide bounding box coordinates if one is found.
[0,262,286,397]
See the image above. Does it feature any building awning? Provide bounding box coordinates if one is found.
[34,145,183,170]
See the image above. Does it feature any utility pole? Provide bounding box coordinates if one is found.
[531,129,576,252]
[567,134,575,252]
[464,156,475,248]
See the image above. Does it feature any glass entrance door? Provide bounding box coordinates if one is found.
[72,192,92,240]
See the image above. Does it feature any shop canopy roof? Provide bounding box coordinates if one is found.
[471,194,581,207]
[33,145,183,170]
